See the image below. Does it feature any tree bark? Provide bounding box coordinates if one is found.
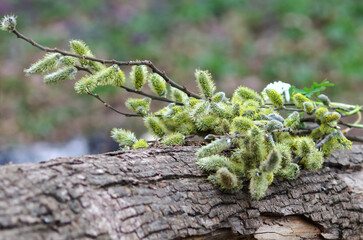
[0,145,362,240]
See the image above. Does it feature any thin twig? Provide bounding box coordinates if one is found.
[315,133,335,149]
[265,101,362,113]
[270,127,311,135]
[75,65,92,74]
[87,91,143,117]
[11,29,201,99]
[300,117,315,123]
[76,64,184,106]
[120,85,183,105]
[204,134,246,141]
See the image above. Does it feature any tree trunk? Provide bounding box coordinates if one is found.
[0,145,362,240]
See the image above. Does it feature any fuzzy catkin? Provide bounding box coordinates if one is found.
[196,138,232,159]
[195,69,216,99]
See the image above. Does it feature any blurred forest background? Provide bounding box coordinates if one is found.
[0,0,362,156]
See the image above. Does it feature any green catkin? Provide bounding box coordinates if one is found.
[211,167,240,191]
[110,128,137,146]
[187,97,200,108]
[94,65,125,87]
[148,73,167,97]
[69,40,104,71]
[212,92,226,103]
[132,139,148,149]
[303,101,315,114]
[215,119,231,135]
[70,39,92,56]
[195,115,220,132]
[266,89,283,108]
[144,115,166,138]
[130,65,148,90]
[125,98,151,115]
[320,123,335,135]
[210,102,233,119]
[74,75,97,94]
[267,113,285,123]
[324,112,341,123]
[196,138,232,159]
[195,69,216,99]
[265,119,283,131]
[321,131,352,157]
[231,116,254,134]
[284,111,300,129]
[243,100,261,108]
[261,149,281,173]
[244,126,267,168]
[275,143,292,168]
[57,56,76,67]
[43,67,77,84]
[277,163,300,180]
[311,127,323,139]
[162,104,182,118]
[292,93,311,108]
[318,94,330,106]
[295,137,315,158]
[249,169,270,200]
[315,106,329,123]
[301,151,324,171]
[232,86,264,105]
[232,103,241,116]
[241,106,258,119]
[197,155,232,172]
[171,110,190,124]
[161,133,185,146]
[24,53,60,74]
[175,122,196,135]
[171,88,187,103]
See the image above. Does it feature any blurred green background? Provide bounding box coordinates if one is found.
[1,0,362,146]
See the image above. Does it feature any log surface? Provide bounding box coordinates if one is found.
[0,145,362,240]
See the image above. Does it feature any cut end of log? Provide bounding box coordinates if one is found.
[255,215,322,240]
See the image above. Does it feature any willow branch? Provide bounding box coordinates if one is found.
[76,65,183,106]
[86,91,142,117]
[300,117,315,123]
[270,127,311,135]
[315,133,335,149]
[120,85,183,105]
[204,134,246,141]
[11,29,201,99]
[265,101,362,113]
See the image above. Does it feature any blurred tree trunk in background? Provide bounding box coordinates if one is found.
[0,145,362,240]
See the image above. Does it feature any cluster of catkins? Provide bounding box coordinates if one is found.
[23,39,352,200]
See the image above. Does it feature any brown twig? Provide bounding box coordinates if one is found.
[270,127,311,135]
[315,133,335,149]
[204,134,246,141]
[76,65,184,106]
[120,85,183,105]
[86,91,142,117]
[11,29,201,99]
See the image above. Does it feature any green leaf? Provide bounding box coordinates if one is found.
[290,79,334,98]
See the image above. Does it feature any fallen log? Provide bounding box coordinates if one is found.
[0,145,362,240]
